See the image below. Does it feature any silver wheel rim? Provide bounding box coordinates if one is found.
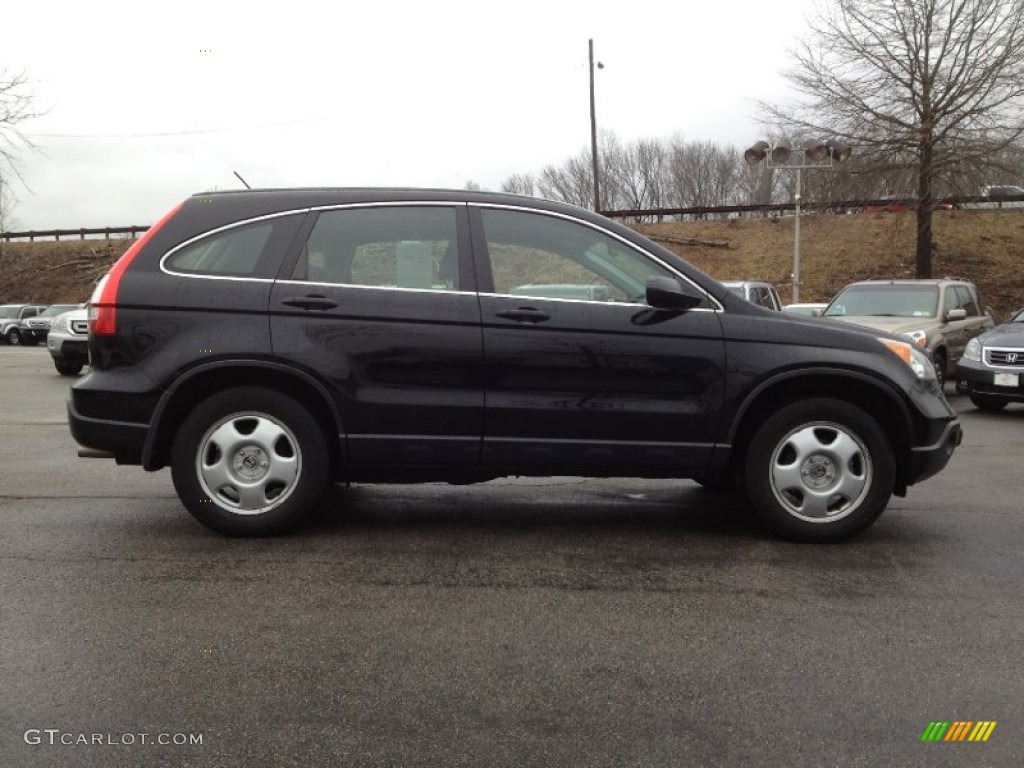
[196,411,302,515]
[768,421,872,523]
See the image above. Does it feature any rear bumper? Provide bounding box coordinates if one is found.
[67,398,147,465]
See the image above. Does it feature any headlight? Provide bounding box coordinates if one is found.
[900,330,928,347]
[963,337,982,362]
[52,317,67,332]
[879,338,936,381]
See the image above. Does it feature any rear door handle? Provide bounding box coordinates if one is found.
[495,308,551,323]
[281,295,338,311]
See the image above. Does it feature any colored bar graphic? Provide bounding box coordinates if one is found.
[945,721,972,741]
[969,722,997,742]
[921,720,996,742]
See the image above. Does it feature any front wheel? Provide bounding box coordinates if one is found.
[171,386,330,536]
[4,328,19,345]
[743,398,895,542]
[54,361,84,376]
[931,351,946,389]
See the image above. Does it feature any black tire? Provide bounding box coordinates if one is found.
[932,350,946,389]
[969,393,1008,412]
[54,361,84,376]
[743,398,895,542]
[171,386,330,536]
[4,328,20,345]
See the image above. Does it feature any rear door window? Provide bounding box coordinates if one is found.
[293,206,461,291]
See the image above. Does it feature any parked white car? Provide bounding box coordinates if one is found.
[962,185,1024,210]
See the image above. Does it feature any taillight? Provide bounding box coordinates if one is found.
[89,201,184,336]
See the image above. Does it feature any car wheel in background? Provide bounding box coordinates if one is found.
[931,350,946,389]
[4,328,20,345]
[743,398,895,542]
[54,362,84,376]
[969,393,1009,412]
[171,386,329,536]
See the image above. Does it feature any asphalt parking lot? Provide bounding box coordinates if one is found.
[2,345,1023,767]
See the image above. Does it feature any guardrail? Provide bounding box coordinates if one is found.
[0,226,150,242]
[1,194,1020,240]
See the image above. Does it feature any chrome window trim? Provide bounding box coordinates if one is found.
[160,208,312,280]
[155,198,722,312]
[468,202,723,312]
[273,278,470,297]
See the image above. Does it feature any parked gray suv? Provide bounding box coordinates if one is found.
[822,278,995,386]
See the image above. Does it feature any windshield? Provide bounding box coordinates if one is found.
[824,285,940,318]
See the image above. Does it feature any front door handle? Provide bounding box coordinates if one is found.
[495,308,551,323]
[281,295,338,311]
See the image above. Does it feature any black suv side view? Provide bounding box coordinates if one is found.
[70,189,962,541]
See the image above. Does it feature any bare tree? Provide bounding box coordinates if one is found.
[1,69,39,239]
[668,139,743,214]
[500,173,538,197]
[601,137,667,216]
[763,0,1024,276]
[537,149,595,209]
[1,69,37,180]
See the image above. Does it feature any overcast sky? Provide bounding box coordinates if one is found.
[3,0,818,230]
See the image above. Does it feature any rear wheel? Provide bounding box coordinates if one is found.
[171,386,329,536]
[969,393,1008,412]
[743,398,895,542]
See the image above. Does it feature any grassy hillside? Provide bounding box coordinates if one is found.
[2,209,1023,316]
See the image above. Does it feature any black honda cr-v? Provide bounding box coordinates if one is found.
[70,188,961,541]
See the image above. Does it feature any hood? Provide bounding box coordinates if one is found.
[824,315,937,334]
[979,322,1024,345]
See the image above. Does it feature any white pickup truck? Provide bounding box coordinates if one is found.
[962,185,1024,210]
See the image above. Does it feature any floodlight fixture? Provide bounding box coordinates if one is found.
[804,140,830,163]
[770,140,792,163]
[744,141,769,165]
[830,142,852,163]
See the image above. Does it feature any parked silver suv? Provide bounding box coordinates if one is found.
[1,304,48,345]
[721,280,782,311]
[47,307,89,375]
[822,278,995,386]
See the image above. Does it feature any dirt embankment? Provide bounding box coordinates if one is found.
[2,209,1022,316]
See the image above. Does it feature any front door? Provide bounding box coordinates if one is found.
[470,206,726,474]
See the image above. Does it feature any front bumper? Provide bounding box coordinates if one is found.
[48,337,89,365]
[955,359,1024,402]
[907,418,962,485]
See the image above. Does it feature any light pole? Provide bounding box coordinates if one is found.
[744,139,851,303]
[589,39,604,212]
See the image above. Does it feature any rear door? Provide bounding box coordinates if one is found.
[268,203,484,467]
[470,205,726,474]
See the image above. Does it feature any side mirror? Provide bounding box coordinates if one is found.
[946,308,967,322]
[646,276,704,311]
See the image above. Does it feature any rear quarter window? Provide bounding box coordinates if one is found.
[163,214,306,278]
